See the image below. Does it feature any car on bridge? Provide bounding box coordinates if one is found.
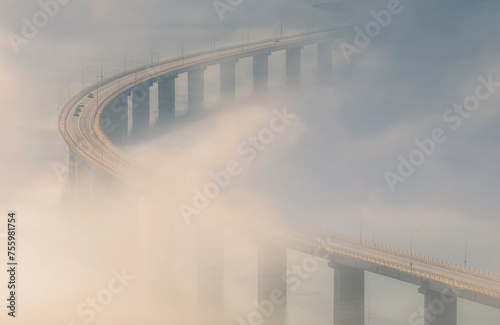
[78,102,85,107]
[88,93,94,98]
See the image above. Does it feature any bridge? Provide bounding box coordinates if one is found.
[58,28,500,325]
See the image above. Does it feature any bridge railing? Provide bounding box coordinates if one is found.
[293,223,500,284]
[222,216,500,298]
[276,224,500,299]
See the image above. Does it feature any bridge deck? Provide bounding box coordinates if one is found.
[58,28,500,310]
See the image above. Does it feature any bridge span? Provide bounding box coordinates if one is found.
[58,28,500,325]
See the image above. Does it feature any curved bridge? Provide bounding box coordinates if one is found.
[58,28,500,324]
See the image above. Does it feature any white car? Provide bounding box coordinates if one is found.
[78,102,84,107]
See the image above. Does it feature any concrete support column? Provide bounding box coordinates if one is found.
[318,42,333,76]
[286,47,302,88]
[197,219,224,303]
[329,263,364,325]
[67,147,79,187]
[257,243,287,323]
[188,68,205,115]
[149,211,175,291]
[131,82,151,139]
[157,76,177,126]
[418,287,458,325]
[253,53,270,94]
[100,93,129,144]
[220,60,237,105]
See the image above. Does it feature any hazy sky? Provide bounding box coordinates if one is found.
[1,0,500,324]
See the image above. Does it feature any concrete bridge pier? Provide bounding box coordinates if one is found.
[220,60,237,106]
[329,263,364,325]
[131,82,152,139]
[253,53,270,94]
[188,68,206,116]
[67,147,79,187]
[148,210,176,292]
[157,76,177,126]
[197,219,224,304]
[418,287,457,325]
[318,42,333,76]
[286,47,302,88]
[257,243,287,324]
[101,93,129,144]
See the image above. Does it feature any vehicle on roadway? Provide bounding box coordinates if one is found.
[78,102,84,107]
[88,93,94,98]
[73,111,80,117]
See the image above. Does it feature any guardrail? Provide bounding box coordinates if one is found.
[294,223,500,284]
[58,27,353,178]
[222,216,500,299]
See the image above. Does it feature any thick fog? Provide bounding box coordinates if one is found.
[1,0,500,324]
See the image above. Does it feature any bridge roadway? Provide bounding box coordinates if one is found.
[230,218,500,308]
[58,28,500,313]
[58,28,351,187]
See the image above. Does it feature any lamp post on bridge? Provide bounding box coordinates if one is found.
[150,42,157,65]
[457,228,468,269]
[372,222,375,245]
[124,50,131,73]
[112,69,121,91]
[59,86,67,114]
[130,60,138,83]
[82,66,89,91]
[153,53,160,72]
[179,38,184,63]
[410,229,421,273]
[359,216,363,242]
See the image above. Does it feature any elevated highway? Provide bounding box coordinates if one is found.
[58,28,500,324]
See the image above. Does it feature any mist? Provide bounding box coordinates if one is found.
[1,0,500,324]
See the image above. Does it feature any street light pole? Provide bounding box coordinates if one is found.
[130,60,137,82]
[151,43,157,65]
[410,231,413,272]
[280,14,283,39]
[154,53,160,72]
[82,66,88,91]
[458,228,468,268]
[124,50,130,73]
[67,79,71,101]
[179,38,184,63]
[410,230,421,273]
[359,216,362,241]
[59,87,65,114]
